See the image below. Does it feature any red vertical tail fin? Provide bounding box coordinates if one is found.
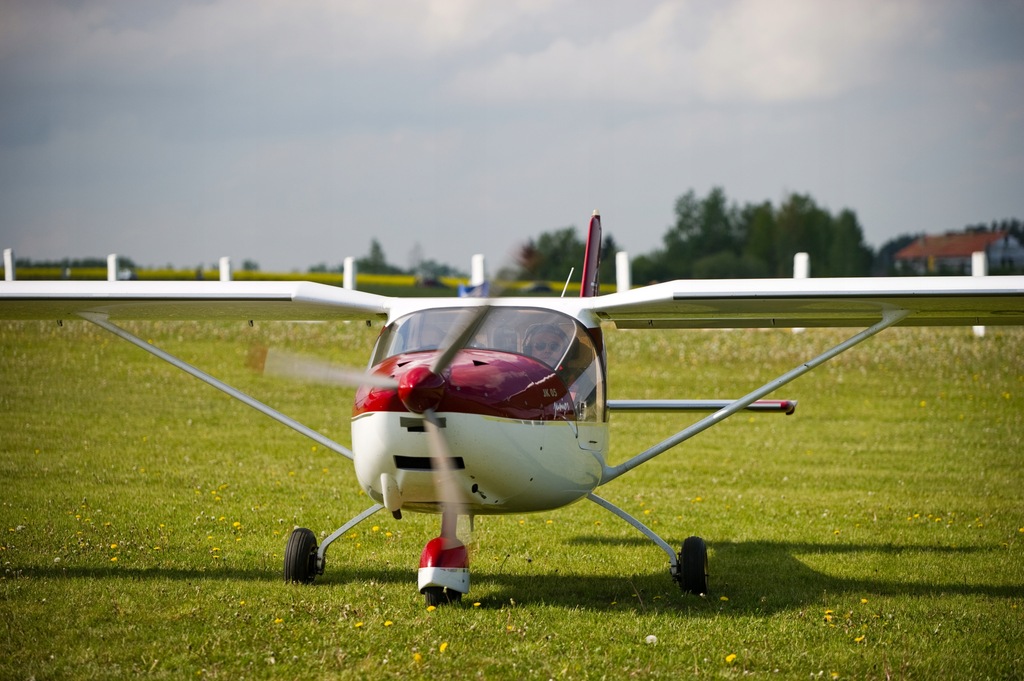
[580,211,602,298]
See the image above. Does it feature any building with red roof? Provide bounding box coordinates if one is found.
[894,231,1024,274]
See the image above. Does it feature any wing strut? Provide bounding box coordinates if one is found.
[600,308,910,484]
[588,492,677,570]
[79,312,355,461]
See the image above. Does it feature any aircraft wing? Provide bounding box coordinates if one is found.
[0,280,392,322]
[585,276,1024,329]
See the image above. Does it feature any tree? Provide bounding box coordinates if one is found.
[357,239,404,275]
[742,201,777,275]
[634,188,874,280]
[828,209,873,276]
[643,187,745,279]
[515,226,586,281]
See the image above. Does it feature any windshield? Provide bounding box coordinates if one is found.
[371,307,605,422]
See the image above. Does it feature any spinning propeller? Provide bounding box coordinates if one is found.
[257,304,493,603]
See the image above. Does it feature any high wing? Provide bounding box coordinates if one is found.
[0,280,391,321]
[582,276,1024,329]
[1,276,1023,329]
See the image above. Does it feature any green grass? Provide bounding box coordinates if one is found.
[1,320,1022,679]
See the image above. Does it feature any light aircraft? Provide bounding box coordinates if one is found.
[3,213,1024,606]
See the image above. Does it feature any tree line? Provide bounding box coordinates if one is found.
[515,187,879,283]
[17,188,1018,280]
[514,188,1022,282]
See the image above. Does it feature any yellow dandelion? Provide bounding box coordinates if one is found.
[384,620,394,627]
[860,598,868,604]
[426,605,436,612]
[439,642,448,653]
[720,596,729,602]
[372,526,380,532]
[274,618,283,624]
[725,653,737,664]
[354,622,364,628]
[473,602,481,608]
[855,635,866,643]
[110,556,118,562]
[233,521,241,529]
[110,543,118,549]
[413,653,422,663]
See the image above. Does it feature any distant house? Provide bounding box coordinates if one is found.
[893,231,1024,274]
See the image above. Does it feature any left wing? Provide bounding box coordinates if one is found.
[0,280,392,322]
[583,276,1024,329]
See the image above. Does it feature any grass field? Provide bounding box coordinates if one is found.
[1,319,1022,679]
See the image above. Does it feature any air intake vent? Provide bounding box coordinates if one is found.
[394,455,465,471]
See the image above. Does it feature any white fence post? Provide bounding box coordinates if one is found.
[793,252,809,334]
[3,249,14,281]
[972,251,987,338]
[343,257,356,290]
[470,254,486,288]
[219,256,232,282]
[615,251,631,292]
[107,254,118,281]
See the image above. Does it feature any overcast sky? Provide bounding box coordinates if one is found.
[1,0,1021,274]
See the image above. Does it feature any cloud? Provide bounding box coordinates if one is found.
[444,2,700,105]
[444,0,933,106]
[695,0,929,102]
[1,0,1021,271]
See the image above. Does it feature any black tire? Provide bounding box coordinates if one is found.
[423,586,463,607]
[678,535,709,595]
[284,527,318,584]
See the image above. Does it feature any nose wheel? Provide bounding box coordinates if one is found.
[417,512,469,606]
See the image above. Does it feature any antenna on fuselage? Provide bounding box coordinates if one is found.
[560,267,575,297]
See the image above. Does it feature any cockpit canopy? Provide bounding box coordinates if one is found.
[371,307,606,421]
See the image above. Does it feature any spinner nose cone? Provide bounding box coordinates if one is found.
[398,365,446,414]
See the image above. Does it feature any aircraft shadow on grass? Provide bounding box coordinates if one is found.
[21,537,1022,613]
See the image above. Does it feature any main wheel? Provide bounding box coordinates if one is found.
[284,527,318,584]
[678,535,709,595]
[423,586,463,607]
